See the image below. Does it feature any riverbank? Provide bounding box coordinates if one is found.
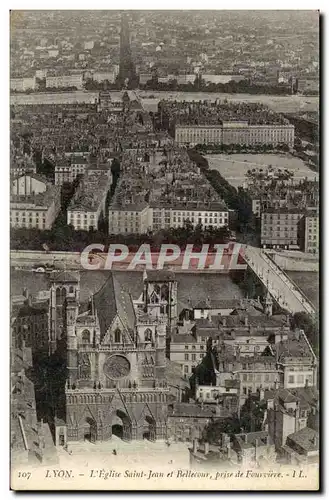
[269,251,319,272]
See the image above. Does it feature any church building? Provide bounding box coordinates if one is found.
[49,270,177,445]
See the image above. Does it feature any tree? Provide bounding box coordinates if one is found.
[203,416,241,444]
[240,395,266,432]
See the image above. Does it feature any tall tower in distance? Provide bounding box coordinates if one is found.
[117,12,138,89]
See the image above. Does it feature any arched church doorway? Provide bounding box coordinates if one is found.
[112,424,123,439]
[84,417,96,443]
[142,416,156,441]
[111,410,132,441]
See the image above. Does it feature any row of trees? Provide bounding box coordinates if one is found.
[11,222,231,253]
[84,79,118,91]
[187,150,253,229]
[141,77,293,96]
[12,86,79,94]
[195,142,291,155]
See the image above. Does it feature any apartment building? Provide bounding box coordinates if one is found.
[139,74,153,85]
[175,74,196,85]
[261,208,305,249]
[10,174,61,230]
[220,328,316,399]
[195,379,240,405]
[107,201,229,235]
[92,71,115,83]
[150,205,172,231]
[12,298,49,358]
[173,305,317,401]
[10,159,37,177]
[35,68,48,79]
[175,122,294,147]
[55,160,72,185]
[252,197,291,217]
[108,202,150,234]
[246,124,294,147]
[46,74,84,89]
[55,156,89,185]
[265,386,319,463]
[181,298,248,321]
[150,202,229,231]
[282,427,319,465]
[175,125,222,146]
[302,209,319,254]
[10,77,37,92]
[67,168,112,231]
[172,202,229,229]
[170,314,282,382]
[170,333,208,378]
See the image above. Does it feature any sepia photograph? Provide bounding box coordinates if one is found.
[9,8,320,491]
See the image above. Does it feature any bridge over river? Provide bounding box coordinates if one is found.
[244,246,316,316]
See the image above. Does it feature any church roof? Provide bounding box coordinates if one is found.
[93,273,136,339]
[51,271,79,283]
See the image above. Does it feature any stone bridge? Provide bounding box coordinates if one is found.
[244,245,316,316]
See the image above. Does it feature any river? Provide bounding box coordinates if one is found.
[10,90,319,115]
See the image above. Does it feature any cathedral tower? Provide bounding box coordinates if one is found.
[65,296,79,384]
[142,270,178,329]
[49,272,80,355]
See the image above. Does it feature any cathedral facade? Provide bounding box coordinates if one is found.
[50,270,177,444]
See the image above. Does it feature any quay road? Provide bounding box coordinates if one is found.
[244,246,316,316]
[11,248,317,315]
[10,249,234,273]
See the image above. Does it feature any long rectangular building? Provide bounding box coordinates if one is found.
[108,201,229,235]
[175,121,295,147]
[150,201,229,232]
[46,74,84,89]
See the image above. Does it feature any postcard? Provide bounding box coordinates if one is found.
[10,9,319,491]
